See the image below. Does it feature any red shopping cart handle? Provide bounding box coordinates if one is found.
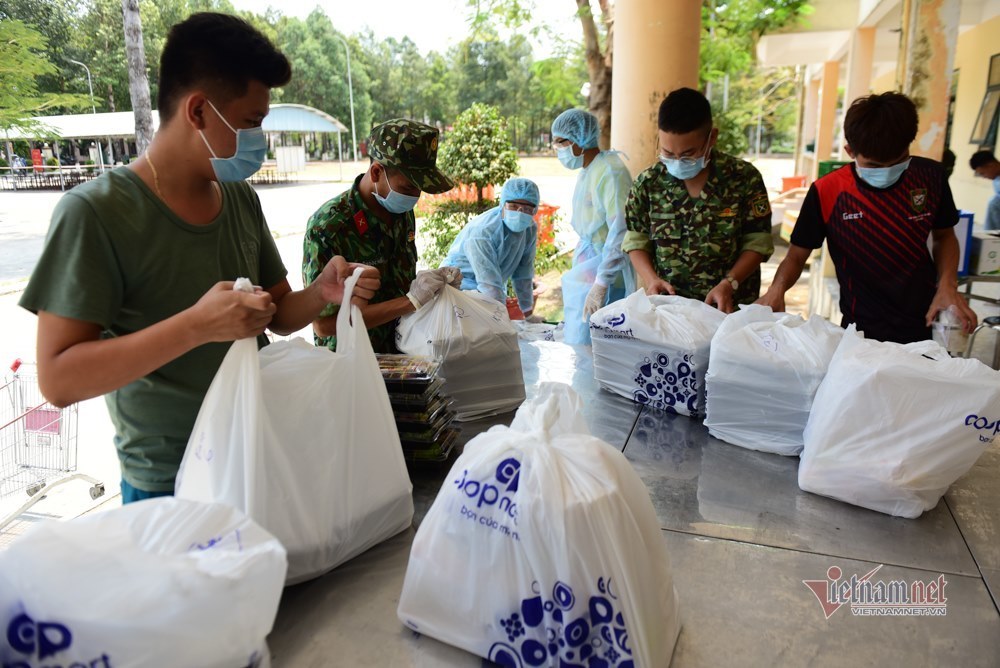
[10,358,22,373]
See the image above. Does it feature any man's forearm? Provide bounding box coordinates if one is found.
[37,311,203,407]
[627,249,661,284]
[932,232,960,289]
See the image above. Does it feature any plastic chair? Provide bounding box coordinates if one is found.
[964,315,1000,369]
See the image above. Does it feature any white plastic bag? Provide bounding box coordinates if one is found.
[397,383,680,668]
[176,269,414,584]
[799,326,1000,518]
[396,286,525,421]
[704,305,844,455]
[590,290,726,417]
[0,497,286,668]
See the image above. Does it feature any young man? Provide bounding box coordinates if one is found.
[551,108,635,344]
[623,88,774,313]
[18,12,379,504]
[442,177,540,316]
[303,119,458,354]
[970,149,1000,231]
[759,92,977,343]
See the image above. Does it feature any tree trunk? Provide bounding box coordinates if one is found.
[577,0,613,150]
[121,0,154,154]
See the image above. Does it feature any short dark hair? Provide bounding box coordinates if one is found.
[157,12,291,121]
[843,92,918,162]
[970,149,997,170]
[658,87,712,135]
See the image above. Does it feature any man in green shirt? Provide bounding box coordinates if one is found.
[624,87,774,312]
[303,119,458,354]
[18,12,379,504]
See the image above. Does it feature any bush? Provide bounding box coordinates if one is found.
[419,198,497,269]
[0,157,7,169]
[534,209,572,276]
[45,156,59,167]
[438,103,519,204]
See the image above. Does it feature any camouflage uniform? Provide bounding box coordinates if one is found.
[303,119,454,354]
[623,151,774,304]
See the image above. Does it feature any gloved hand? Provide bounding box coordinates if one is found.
[407,270,446,309]
[582,282,608,321]
[437,266,463,287]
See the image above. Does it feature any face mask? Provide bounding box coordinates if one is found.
[557,144,584,170]
[503,209,535,233]
[373,169,420,214]
[198,99,267,182]
[856,158,911,189]
[993,176,1000,195]
[659,135,712,180]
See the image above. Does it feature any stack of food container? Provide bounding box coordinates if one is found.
[377,354,458,462]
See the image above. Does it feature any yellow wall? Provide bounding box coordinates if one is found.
[949,14,1000,227]
[871,69,896,93]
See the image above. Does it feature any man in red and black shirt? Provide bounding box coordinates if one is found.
[759,92,978,344]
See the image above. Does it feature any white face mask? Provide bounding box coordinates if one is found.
[557,144,584,170]
[373,168,420,213]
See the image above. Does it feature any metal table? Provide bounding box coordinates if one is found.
[268,341,1000,667]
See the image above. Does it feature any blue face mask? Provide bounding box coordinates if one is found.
[856,158,911,189]
[373,169,420,214]
[557,144,584,170]
[503,209,535,233]
[659,135,712,180]
[199,99,267,182]
[993,176,1000,195]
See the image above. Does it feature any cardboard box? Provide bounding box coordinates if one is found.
[970,232,1000,275]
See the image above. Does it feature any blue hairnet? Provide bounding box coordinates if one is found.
[551,109,600,150]
[500,177,540,206]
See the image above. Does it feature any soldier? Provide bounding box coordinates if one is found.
[623,87,774,313]
[303,119,458,353]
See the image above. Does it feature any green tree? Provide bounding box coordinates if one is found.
[438,103,518,203]
[0,18,86,158]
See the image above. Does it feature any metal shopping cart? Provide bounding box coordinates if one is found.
[1,359,104,532]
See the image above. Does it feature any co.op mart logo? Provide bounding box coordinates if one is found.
[4,612,111,668]
[454,457,522,541]
[965,413,1000,443]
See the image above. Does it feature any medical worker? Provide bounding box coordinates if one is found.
[551,109,635,344]
[442,177,540,318]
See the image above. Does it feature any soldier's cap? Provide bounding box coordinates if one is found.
[368,119,455,194]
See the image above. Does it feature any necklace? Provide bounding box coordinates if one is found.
[145,150,164,199]
[145,150,221,205]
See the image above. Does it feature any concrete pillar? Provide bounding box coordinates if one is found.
[813,60,840,180]
[798,74,821,177]
[838,27,876,159]
[897,0,960,159]
[611,0,701,176]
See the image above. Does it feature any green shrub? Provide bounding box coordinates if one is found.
[45,156,59,166]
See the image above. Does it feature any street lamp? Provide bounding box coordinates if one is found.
[335,36,358,162]
[68,59,106,173]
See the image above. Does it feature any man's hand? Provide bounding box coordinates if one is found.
[926,286,978,334]
[437,266,463,287]
[755,288,786,313]
[407,270,447,309]
[705,280,736,314]
[583,283,608,320]
[188,281,276,342]
[644,278,676,296]
[317,256,381,307]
